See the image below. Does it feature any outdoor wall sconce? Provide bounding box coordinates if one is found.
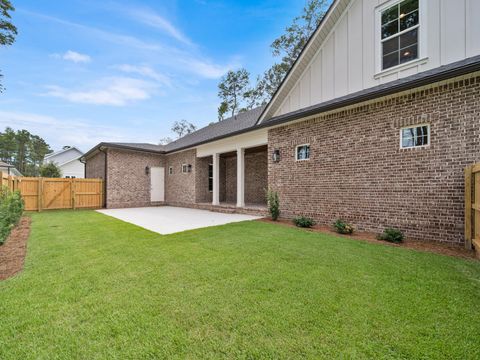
[272,149,281,162]
[145,166,150,175]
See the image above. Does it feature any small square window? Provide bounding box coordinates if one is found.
[296,144,310,161]
[182,164,192,173]
[400,124,430,149]
[169,166,173,175]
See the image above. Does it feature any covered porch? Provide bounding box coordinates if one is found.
[195,143,268,213]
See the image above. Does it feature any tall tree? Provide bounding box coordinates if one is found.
[28,135,52,176]
[0,127,52,176]
[14,129,30,174]
[259,0,330,100]
[171,120,197,138]
[0,127,16,163]
[0,0,18,93]
[217,69,250,119]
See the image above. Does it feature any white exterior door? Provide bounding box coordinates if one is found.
[150,167,165,202]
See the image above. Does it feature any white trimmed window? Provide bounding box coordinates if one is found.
[182,164,192,173]
[169,166,173,175]
[378,0,421,71]
[296,144,310,161]
[400,124,430,149]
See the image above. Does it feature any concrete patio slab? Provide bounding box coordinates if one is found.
[96,206,261,235]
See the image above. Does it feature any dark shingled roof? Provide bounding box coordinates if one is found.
[164,106,266,152]
[102,143,165,152]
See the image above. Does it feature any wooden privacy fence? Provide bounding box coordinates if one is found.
[465,164,480,253]
[1,172,104,211]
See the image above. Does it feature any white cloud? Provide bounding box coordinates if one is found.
[114,64,171,85]
[45,77,157,106]
[24,10,236,79]
[128,8,192,46]
[0,111,141,149]
[62,50,91,63]
[179,57,238,79]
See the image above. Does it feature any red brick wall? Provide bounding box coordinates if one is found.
[268,76,480,244]
[85,151,105,179]
[165,149,196,206]
[195,156,212,203]
[106,149,165,208]
[245,148,268,205]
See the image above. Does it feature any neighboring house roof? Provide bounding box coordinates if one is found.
[0,161,13,168]
[45,146,84,162]
[0,161,22,176]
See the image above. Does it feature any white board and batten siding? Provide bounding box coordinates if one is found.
[274,0,480,118]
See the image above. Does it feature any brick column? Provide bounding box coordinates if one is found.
[236,148,245,208]
[212,153,220,205]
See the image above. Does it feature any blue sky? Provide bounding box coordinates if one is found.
[0,0,308,152]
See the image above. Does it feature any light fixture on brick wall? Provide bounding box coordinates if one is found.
[145,166,150,175]
[272,149,281,162]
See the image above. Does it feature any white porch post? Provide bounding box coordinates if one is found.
[212,152,220,205]
[236,147,245,208]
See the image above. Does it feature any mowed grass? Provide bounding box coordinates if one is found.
[1,211,480,359]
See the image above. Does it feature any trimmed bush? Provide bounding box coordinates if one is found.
[377,228,404,243]
[333,219,354,235]
[267,190,280,221]
[293,216,316,228]
[0,186,25,245]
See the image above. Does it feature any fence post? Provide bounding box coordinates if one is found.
[465,166,473,250]
[38,178,43,212]
[72,178,76,210]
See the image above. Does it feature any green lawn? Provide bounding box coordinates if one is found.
[1,211,480,359]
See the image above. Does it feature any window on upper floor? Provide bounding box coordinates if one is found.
[400,124,430,149]
[381,0,419,71]
[169,166,173,175]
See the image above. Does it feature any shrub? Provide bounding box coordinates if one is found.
[39,162,62,178]
[333,219,354,235]
[293,216,316,228]
[0,187,25,245]
[267,190,280,221]
[377,228,404,243]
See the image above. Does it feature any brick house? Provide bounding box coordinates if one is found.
[84,0,480,245]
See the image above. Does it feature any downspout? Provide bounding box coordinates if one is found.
[99,147,108,209]
[79,157,87,178]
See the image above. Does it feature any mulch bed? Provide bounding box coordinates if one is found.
[258,218,476,260]
[0,217,31,281]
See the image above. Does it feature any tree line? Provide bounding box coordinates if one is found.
[0,127,53,176]
[217,0,330,120]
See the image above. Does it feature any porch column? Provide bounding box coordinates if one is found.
[236,147,245,208]
[212,152,220,205]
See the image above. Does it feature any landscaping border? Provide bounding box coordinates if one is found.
[0,217,31,280]
[259,218,476,260]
